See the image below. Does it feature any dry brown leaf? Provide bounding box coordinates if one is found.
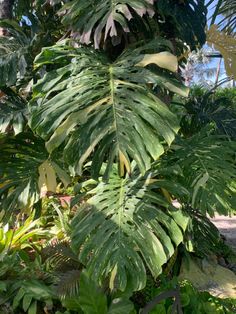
[207,25,236,78]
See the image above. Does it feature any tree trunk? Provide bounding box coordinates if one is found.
[0,0,14,35]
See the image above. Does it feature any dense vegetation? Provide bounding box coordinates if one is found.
[0,0,236,313]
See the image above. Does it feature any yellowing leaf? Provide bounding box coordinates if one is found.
[207,25,236,78]
[38,160,57,196]
[136,51,178,72]
[109,264,118,291]
[119,151,131,177]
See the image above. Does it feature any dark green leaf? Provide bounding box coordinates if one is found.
[71,166,189,292]
[79,270,108,314]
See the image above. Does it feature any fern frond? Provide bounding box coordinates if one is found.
[42,239,79,271]
[56,269,81,298]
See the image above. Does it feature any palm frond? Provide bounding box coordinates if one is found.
[155,0,207,49]
[184,206,221,256]
[180,88,236,138]
[42,239,79,271]
[218,0,236,34]
[56,269,81,298]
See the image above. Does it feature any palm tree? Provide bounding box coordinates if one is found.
[210,0,236,34]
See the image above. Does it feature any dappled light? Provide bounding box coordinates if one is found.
[0,0,236,313]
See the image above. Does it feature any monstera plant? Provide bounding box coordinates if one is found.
[0,0,236,310]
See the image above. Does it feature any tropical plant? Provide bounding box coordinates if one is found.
[176,86,236,138]
[139,277,236,314]
[0,0,236,312]
[209,0,236,34]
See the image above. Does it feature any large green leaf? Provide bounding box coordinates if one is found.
[30,40,188,178]
[59,0,155,48]
[78,270,134,314]
[0,87,28,135]
[0,134,46,216]
[164,131,236,216]
[78,271,108,314]
[0,133,69,218]
[71,166,189,292]
[0,21,30,86]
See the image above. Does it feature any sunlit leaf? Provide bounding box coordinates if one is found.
[30,40,188,178]
[71,166,189,291]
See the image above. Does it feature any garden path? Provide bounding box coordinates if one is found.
[211,215,236,251]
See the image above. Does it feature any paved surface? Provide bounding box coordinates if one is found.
[211,215,236,251]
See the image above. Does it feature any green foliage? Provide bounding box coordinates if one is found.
[58,0,207,49]
[77,270,134,314]
[163,130,236,216]
[78,271,108,314]
[0,212,49,258]
[179,87,236,138]
[184,208,222,256]
[0,21,30,86]
[59,0,155,48]
[155,0,207,49]
[0,133,70,220]
[139,278,236,313]
[12,280,54,314]
[71,165,189,292]
[0,87,28,135]
[0,0,235,313]
[0,133,47,217]
[30,40,188,178]
[210,0,236,34]
[0,249,57,313]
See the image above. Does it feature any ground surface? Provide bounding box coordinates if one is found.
[211,215,236,251]
[179,215,236,298]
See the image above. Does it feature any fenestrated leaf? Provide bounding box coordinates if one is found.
[0,134,47,216]
[71,166,189,292]
[30,40,188,178]
[164,131,236,216]
[59,0,155,48]
[0,133,69,218]
[0,20,30,86]
[0,87,28,135]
